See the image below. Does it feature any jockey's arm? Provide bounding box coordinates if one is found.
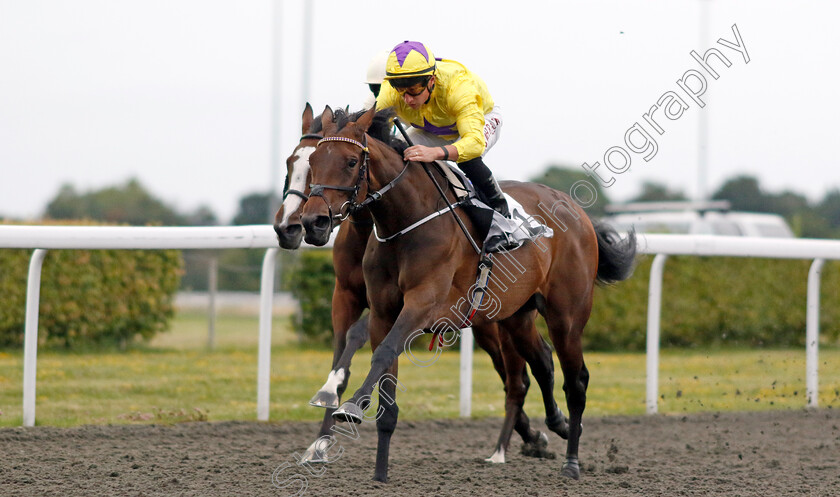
[403,143,457,163]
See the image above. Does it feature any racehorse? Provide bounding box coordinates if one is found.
[274,104,561,464]
[300,106,637,482]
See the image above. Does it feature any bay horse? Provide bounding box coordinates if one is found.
[300,106,636,482]
[274,104,561,464]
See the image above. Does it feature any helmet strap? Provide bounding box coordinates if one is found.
[423,76,435,105]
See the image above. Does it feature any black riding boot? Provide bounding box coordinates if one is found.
[459,157,510,218]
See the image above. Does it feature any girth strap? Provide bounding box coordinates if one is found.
[373,199,470,243]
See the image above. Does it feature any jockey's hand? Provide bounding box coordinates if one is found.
[404,145,441,163]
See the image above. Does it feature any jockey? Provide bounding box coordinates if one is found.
[375,40,509,218]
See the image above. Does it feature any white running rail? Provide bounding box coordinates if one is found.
[637,234,840,414]
[3,226,838,425]
[455,233,839,417]
[0,225,280,426]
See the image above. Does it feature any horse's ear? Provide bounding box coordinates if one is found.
[301,103,314,135]
[321,105,337,134]
[354,106,377,133]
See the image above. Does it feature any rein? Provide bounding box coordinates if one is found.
[309,127,477,250]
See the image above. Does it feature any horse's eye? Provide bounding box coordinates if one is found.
[348,158,358,168]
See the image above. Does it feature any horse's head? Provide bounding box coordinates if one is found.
[274,103,323,249]
[301,105,377,246]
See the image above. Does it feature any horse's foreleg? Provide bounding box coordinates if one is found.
[309,314,369,410]
[373,360,400,482]
[332,304,423,424]
[331,310,405,483]
[301,289,367,464]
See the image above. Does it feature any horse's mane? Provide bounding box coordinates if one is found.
[309,111,325,135]
[333,107,408,157]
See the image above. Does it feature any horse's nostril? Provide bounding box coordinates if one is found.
[283,224,302,237]
[301,214,332,235]
[312,216,331,231]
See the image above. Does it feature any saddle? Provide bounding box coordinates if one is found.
[431,161,554,254]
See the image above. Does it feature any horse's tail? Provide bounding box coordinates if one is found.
[593,221,637,285]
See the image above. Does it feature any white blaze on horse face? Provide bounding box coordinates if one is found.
[319,368,346,396]
[280,146,314,225]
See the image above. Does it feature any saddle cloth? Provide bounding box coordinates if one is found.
[433,161,554,253]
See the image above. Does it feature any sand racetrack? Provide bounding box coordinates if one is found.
[2,409,839,496]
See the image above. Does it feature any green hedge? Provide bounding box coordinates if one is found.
[0,228,182,348]
[583,255,840,350]
[284,249,336,345]
[285,250,840,350]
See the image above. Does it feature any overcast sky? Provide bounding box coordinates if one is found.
[1,1,838,223]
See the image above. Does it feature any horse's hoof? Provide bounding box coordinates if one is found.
[485,448,506,463]
[332,402,363,424]
[520,431,556,459]
[309,390,339,409]
[299,438,329,463]
[561,457,581,480]
[545,411,569,440]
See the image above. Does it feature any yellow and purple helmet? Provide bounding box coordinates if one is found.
[384,41,436,80]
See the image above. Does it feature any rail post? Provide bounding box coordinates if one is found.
[806,258,825,408]
[23,249,48,427]
[257,248,278,421]
[646,254,668,415]
[459,327,473,417]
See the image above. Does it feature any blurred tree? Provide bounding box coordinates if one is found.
[788,210,831,238]
[817,189,840,231]
[530,165,611,216]
[629,181,688,202]
[45,178,186,226]
[767,191,809,219]
[183,205,219,226]
[232,192,278,225]
[711,175,767,212]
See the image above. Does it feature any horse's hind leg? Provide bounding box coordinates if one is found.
[542,301,591,480]
[503,308,570,440]
[482,318,553,463]
[473,323,546,463]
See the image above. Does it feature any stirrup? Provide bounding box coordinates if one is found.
[483,233,518,253]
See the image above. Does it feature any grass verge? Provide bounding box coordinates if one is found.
[0,312,838,427]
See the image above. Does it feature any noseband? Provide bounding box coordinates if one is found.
[282,133,323,202]
[309,135,371,222]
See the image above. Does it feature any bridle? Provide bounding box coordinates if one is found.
[308,135,371,222]
[309,130,467,244]
[309,135,409,223]
[282,133,323,202]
